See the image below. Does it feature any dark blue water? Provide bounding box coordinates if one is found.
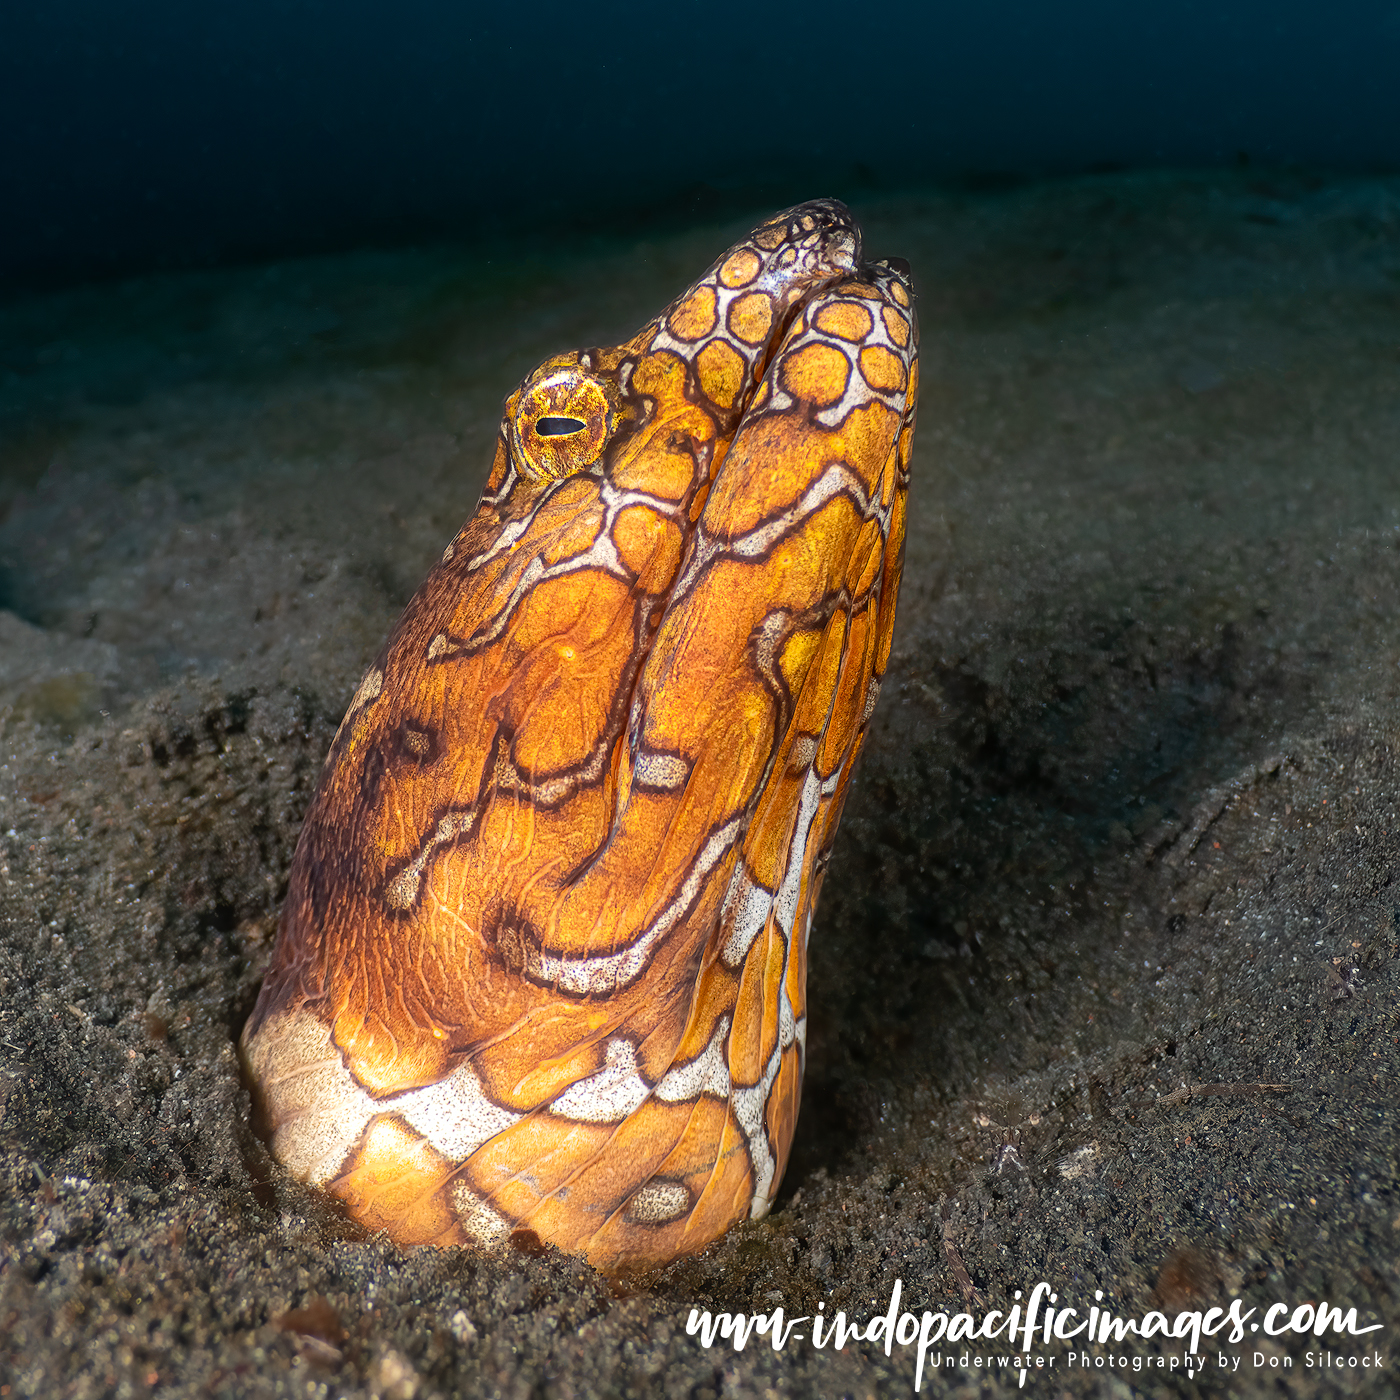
[3,1,1398,287]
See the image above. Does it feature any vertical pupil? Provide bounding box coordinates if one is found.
[536,416,587,436]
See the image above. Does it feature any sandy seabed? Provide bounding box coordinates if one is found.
[0,169,1397,1398]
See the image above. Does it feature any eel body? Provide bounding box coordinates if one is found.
[241,199,918,1271]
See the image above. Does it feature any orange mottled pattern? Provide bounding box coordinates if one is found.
[240,201,919,1272]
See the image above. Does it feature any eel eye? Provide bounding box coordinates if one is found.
[510,361,617,480]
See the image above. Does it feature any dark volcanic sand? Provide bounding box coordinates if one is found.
[1,170,1397,1398]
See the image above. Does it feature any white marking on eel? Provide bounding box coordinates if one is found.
[351,666,384,711]
[536,816,742,995]
[244,1009,530,1193]
[631,749,690,790]
[332,665,384,745]
[626,1180,691,1224]
[384,809,477,910]
[549,1038,651,1123]
[656,1016,732,1103]
[727,464,872,563]
[449,1179,510,1243]
[388,1058,522,1158]
[862,674,882,722]
[719,867,774,970]
[773,767,824,938]
[738,996,805,1219]
[242,1009,376,1187]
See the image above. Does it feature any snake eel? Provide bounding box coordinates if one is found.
[241,199,918,1271]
